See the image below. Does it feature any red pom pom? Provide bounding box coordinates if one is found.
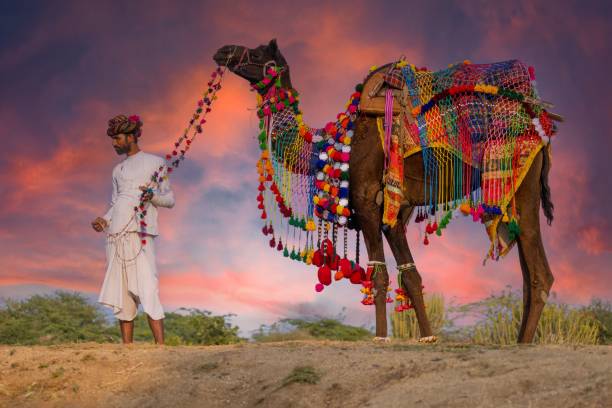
[312,249,323,267]
[315,283,324,292]
[339,257,352,278]
[141,239,147,245]
[423,236,429,245]
[317,265,332,286]
[326,253,339,271]
[349,270,362,284]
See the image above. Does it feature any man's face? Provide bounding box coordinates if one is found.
[111,133,132,155]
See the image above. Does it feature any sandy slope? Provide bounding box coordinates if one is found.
[0,341,610,408]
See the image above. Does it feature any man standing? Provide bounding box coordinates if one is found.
[91,114,175,345]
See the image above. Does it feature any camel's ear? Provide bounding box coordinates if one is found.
[268,38,278,54]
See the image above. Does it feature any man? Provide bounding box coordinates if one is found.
[91,114,175,345]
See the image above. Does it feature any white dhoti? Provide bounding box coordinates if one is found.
[98,232,165,321]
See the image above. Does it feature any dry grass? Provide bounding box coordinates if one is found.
[391,293,447,339]
[470,294,601,345]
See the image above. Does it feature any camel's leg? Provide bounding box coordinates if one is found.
[514,151,554,343]
[383,207,433,339]
[354,206,388,338]
[350,116,389,338]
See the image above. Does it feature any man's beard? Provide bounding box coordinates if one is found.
[114,145,129,155]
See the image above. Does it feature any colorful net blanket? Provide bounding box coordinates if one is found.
[394,59,556,259]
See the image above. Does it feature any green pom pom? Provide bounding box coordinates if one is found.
[355,83,364,92]
[436,229,442,236]
[300,218,307,230]
[283,248,289,257]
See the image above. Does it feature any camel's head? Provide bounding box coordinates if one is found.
[213,39,291,91]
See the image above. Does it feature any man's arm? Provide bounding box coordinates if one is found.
[150,165,175,209]
[102,167,118,223]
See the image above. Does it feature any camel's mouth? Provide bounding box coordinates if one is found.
[213,45,244,68]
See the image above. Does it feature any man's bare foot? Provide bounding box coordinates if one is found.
[418,335,438,344]
[372,336,391,343]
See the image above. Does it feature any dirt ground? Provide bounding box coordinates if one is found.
[0,340,610,408]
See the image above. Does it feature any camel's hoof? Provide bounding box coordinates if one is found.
[418,335,438,344]
[372,336,391,343]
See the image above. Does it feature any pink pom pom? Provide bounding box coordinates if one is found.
[315,283,324,292]
[348,105,357,114]
[262,77,271,85]
[528,66,536,81]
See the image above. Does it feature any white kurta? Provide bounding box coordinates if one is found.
[98,151,175,321]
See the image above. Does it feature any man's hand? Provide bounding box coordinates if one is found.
[91,217,108,232]
[139,185,154,202]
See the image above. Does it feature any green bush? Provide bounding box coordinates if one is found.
[132,308,243,345]
[0,292,242,346]
[253,318,372,342]
[583,298,612,344]
[0,291,117,345]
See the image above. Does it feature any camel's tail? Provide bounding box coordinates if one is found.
[540,143,554,225]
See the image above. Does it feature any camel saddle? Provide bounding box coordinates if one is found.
[359,65,410,116]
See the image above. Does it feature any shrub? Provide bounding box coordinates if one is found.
[253,317,371,342]
[132,308,243,345]
[0,291,117,345]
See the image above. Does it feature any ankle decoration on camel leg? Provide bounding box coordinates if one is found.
[395,263,416,312]
[361,261,392,305]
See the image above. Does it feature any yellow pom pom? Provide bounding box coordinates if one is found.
[502,213,509,223]
[313,196,320,205]
[323,184,330,193]
[369,65,378,72]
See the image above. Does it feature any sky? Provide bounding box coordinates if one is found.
[0,0,610,335]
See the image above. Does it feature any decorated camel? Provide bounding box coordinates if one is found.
[213,39,560,343]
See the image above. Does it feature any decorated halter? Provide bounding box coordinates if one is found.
[129,50,248,244]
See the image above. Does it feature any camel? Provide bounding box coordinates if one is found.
[213,39,555,343]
